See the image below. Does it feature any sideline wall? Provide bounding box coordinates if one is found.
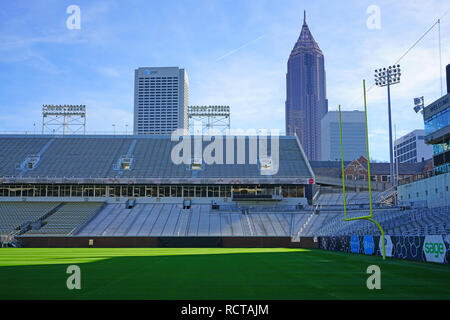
[318,235,450,264]
[398,172,450,208]
[16,236,319,249]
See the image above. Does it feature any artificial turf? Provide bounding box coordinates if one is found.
[0,248,449,300]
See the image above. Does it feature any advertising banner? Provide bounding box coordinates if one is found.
[423,235,446,263]
[363,235,375,255]
[319,235,449,264]
[350,235,359,253]
[378,235,393,257]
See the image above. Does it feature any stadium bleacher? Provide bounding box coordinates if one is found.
[0,202,60,235]
[31,138,131,178]
[72,202,449,237]
[25,202,104,235]
[76,203,311,237]
[0,137,51,176]
[0,135,311,180]
[298,206,450,236]
[315,192,383,206]
[0,135,448,246]
[0,199,447,238]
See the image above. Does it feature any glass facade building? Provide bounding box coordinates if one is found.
[320,111,367,161]
[134,67,189,135]
[422,93,450,175]
[425,107,449,136]
[285,12,328,161]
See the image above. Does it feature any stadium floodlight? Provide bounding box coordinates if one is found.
[413,96,424,114]
[188,105,230,135]
[42,105,86,135]
[374,65,401,189]
[374,65,401,87]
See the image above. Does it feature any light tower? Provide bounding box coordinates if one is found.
[188,106,230,135]
[374,65,401,187]
[42,105,86,135]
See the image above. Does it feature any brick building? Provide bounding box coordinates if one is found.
[343,156,433,184]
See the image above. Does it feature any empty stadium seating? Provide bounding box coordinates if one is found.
[76,203,311,237]
[75,202,449,237]
[0,137,51,176]
[26,202,104,235]
[0,202,60,235]
[1,135,447,244]
[27,138,132,178]
[0,135,311,179]
[299,206,450,236]
[1,201,448,238]
[315,192,383,206]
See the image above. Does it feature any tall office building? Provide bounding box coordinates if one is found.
[394,129,432,164]
[397,66,450,207]
[134,67,188,134]
[321,111,367,161]
[285,11,328,160]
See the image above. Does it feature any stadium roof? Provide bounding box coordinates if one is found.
[0,135,315,185]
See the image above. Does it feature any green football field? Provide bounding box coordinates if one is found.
[0,248,449,300]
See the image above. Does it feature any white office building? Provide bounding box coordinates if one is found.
[320,111,367,161]
[394,129,432,164]
[134,67,188,134]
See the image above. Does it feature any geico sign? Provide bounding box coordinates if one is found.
[423,235,446,263]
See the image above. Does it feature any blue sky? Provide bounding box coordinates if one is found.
[0,0,449,161]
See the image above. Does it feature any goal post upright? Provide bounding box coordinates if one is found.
[339,80,386,260]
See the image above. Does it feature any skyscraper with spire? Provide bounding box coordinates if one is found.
[285,11,327,160]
